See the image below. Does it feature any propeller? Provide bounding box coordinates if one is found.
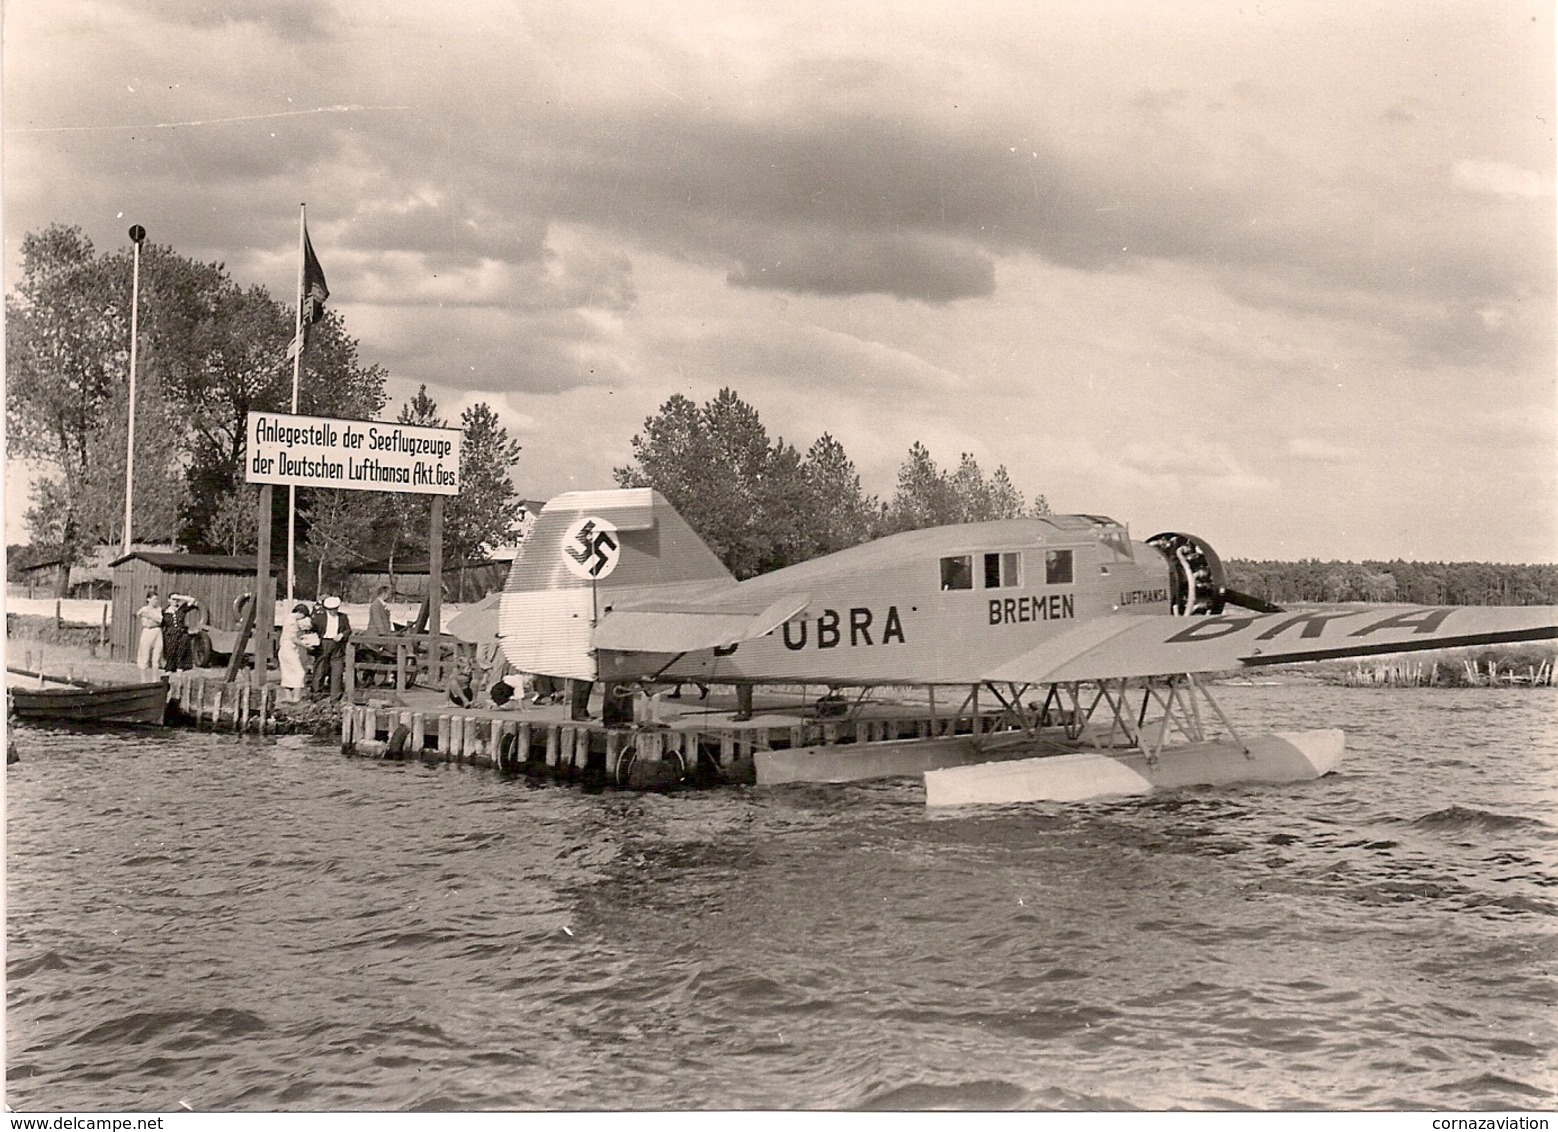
[1221,588,1284,614]
[1146,532,1283,615]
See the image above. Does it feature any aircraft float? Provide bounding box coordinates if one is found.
[496,489,1558,806]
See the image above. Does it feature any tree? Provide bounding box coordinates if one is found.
[798,433,879,556]
[988,465,1038,517]
[444,401,525,565]
[206,489,259,556]
[6,225,143,573]
[883,444,1037,532]
[344,388,525,597]
[949,452,994,520]
[5,222,391,560]
[71,375,187,548]
[884,442,958,532]
[615,389,772,577]
[301,488,378,595]
[398,385,444,428]
[167,289,388,550]
[366,385,444,577]
[615,388,876,578]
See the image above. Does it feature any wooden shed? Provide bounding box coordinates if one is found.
[16,557,69,598]
[109,552,275,662]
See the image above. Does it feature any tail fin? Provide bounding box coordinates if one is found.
[498,489,733,679]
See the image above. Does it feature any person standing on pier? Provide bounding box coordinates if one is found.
[279,603,315,703]
[311,595,352,700]
[367,585,394,635]
[135,590,164,677]
[162,595,191,672]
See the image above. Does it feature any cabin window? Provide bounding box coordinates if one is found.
[940,555,973,591]
[1045,549,1074,585]
[983,552,1022,589]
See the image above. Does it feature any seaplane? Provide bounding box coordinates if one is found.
[495,489,1558,806]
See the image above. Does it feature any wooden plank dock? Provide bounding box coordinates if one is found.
[339,686,1024,788]
[155,670,1028,788]
[167,672,285,734]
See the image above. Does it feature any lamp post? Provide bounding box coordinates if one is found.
[122,224,146,556]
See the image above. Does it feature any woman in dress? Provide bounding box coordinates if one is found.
[278,602,314,702]
[161,595,189,672]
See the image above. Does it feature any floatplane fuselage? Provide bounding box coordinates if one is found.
[496,490,1558,804]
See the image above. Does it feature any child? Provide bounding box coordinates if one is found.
[446,654,476,707]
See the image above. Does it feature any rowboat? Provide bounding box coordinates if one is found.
[7,671,168,726]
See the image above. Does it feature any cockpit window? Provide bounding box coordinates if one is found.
[1102,531,1133,561]
[940,555,973,591]
[1045,549,1074,585]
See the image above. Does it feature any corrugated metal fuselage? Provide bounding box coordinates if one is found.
[610,543,1176,688]
[501,491,1182,687]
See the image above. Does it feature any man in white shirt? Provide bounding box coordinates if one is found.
[135,590,164,676]
[309,595,352,699]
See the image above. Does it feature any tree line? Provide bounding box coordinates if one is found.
[5,224,524,594]
[1224,560,1558,607]
[617,391,1557,603]
[613,388,1048,579]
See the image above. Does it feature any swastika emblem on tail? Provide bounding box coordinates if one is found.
[560,515,621,580]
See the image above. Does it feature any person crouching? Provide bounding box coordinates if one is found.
[446,654,476,707]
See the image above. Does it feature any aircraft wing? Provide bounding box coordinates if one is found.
[593,593,810,654]
[982,605,1558,685]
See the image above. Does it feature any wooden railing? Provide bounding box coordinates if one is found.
[342,633,475,697]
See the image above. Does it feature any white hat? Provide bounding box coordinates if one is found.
[323,595,341,609]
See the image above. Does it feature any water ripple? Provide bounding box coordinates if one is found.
[7,685,1557,1110]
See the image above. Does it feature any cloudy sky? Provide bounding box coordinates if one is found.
[5,0,1554,562]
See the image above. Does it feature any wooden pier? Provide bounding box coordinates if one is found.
[339,691,1023,788]
[156,669,1028,788]
[167,672,289,734]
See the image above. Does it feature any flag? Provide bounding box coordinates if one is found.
[301,227,329,324]
[287,224,330,359]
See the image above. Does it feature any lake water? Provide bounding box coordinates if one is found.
[6,684,1556,1111]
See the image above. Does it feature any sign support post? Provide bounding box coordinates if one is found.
[253,484,273,690]
[287,205,306,602]
[428,495,444,687]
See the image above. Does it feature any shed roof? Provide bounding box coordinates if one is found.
[109,551,267,573]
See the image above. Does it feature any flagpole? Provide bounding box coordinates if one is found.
[121,225,146,556]
[287,203,305,603]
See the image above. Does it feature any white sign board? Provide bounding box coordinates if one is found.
[244,411,462,496]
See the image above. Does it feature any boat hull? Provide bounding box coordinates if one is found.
[10,681,169,726]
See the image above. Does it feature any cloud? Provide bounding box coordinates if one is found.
[139,0,331,43]
[5,0,1554,561]
[350,302,631,396]
[1118,438,1277,496]
[725,229,993,302]
[342,193,549,268]
[1287,437,1351,464]
[666,318,965,397]
[326,241,635,312]
[1452,159,1549,200]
